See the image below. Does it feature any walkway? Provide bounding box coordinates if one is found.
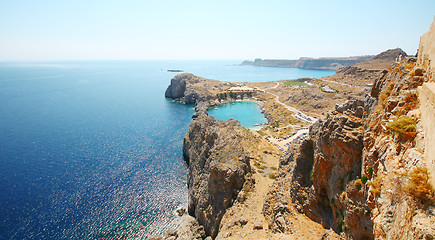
[258,82,317,124]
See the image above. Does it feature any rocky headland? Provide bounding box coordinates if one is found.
[158,18,435,240]
[241,55,373,70]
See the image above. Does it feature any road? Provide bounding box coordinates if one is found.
[256,82,316,152]
[258,82,317,124]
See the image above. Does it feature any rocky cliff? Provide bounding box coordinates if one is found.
[241,55,373,70]
[165,73,224,105]
[264,56,435,239]
[182,116,254,239]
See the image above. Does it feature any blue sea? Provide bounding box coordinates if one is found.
[0,60,334,239]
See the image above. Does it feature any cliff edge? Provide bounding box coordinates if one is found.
[183,116,253,238]
[265,55,435,239]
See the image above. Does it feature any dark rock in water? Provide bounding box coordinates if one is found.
[176,207,186,217]
[183,116,251,238]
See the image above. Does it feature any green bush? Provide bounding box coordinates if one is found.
[310,169,314,183]
[361,175,369,184]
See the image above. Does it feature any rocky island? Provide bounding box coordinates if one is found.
[155,18,435,240]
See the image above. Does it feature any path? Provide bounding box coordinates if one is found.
[258,82,317,124]
[321,78,365,89]
[265,127,309,151]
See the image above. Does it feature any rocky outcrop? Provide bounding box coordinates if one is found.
[192,101,210,119]
[265,56,435,239]
[183,116,252,239]
[264,98,370,238]
[165,73,205,104]
[165,73,189,100]
[151,215,208,240]
[362,59,434,239]
[165,73,223,105]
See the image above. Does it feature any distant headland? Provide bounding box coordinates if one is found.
[241,55,374,70]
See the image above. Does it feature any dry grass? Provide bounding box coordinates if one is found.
[405,166,434,202]
[369,175,384,197]
[355,179,363,189]
[404,62,415,70]
[387,115,417,139]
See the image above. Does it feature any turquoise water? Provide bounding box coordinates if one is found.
[0,60,333,239]
[208,101,267,129]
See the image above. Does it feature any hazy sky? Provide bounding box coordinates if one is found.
[0,0,434,61]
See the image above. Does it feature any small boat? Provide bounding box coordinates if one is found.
[167,69,184,72]
[214,107,218,110]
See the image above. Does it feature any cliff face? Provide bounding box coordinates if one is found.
[241,56,373,70]
[165,73,223,105]
[265,57,435,239]
[183,116,252,239]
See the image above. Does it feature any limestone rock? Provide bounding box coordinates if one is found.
[176,215,206,240]
[165,73,191,99]
[165,73,216,105]
[192,101,209,119]
[183,116,251,238]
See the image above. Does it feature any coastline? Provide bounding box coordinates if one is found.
[158,43,435,239]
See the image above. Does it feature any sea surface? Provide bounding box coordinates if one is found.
[0,60,334,239]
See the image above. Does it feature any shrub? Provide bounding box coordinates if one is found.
[268,173,276,179]
[406,166,434,201]
[330,197,335,204]
[338,218,344,231]
[361,175,369,184]
[355,179,363,189]
[310,168,314,183]
[404,62,415,70]
[369,175,383,197]
[387,115,417,139]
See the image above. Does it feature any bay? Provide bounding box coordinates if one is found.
[0,60,334,239]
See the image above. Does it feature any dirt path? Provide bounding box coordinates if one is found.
[216,145,284,239]
[216,136,329,239]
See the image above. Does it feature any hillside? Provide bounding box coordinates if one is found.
[157,17,435,240]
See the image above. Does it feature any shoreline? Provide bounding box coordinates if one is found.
[159,46,435,239]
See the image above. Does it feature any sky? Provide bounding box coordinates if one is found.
[0,0,434,61]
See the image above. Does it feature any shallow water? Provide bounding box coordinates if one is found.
[208,101,267,129]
